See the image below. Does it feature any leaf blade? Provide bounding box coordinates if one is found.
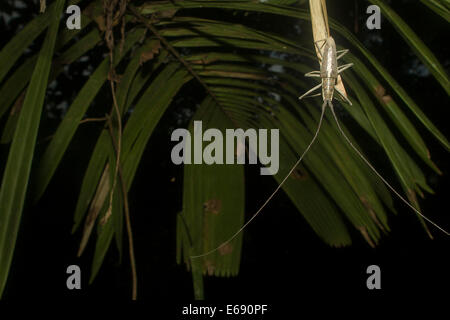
[0,0,65,297]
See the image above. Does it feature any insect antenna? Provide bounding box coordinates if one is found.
[328,101,450,236]
[190,101,328,259]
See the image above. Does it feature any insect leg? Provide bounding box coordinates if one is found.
[302,93,322,98]
[337,63,354,74]
[314,39,327,60]
[329,103,450,236]
[335,87,353,106]
[305,71,321,77]
[314,39,327,51]
[298,83,322,100]
[336,49,349,60]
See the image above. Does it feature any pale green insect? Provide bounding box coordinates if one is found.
[299,36,353,104]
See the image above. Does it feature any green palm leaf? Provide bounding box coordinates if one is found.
[369,0,450,95]
[0,0,65,297]
[0,0,447,299]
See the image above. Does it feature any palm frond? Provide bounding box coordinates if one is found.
[0,0,447,298]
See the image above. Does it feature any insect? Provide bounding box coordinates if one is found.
[298,36,353,106]
[191,36,449,260]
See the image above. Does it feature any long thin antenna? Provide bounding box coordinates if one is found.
[190,102,327,259]
[329,102,450,236]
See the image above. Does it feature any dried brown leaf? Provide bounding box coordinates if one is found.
[77,164,111,257]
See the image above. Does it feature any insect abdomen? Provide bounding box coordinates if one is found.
[322,78,336,101]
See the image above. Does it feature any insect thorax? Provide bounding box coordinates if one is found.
[320,39,338,79]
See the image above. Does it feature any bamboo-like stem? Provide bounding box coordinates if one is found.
[309,0,330,58]
[40,0,46,13]
[308,0,349,98]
